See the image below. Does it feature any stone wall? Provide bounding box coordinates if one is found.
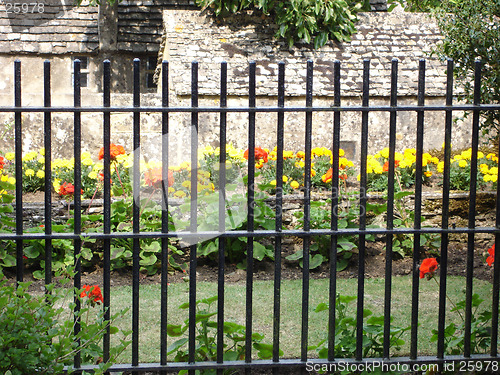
[158,8,476,164]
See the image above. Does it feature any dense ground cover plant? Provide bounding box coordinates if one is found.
[0,270,131,375]
[166,295,279,374]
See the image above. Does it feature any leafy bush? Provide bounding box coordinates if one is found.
[310,294,410,359]
[196,0,370,48]
[166,295,280,374]
[0,272,131,375]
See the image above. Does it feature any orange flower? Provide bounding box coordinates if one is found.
[244,147,268,163]
[322,168,333,183]
[58,182,83,196]
[144,168,174,189]
[419,258,439,279]
[98,143,125,161]
[487,244,495,267]
[383,159,400,172]
[80,284,103,305]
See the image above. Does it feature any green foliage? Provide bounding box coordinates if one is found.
[0,271,131,375]
[433,0,500,139]
[387,0,441,12]
[166,295,279,374]
[310,294,410,363]
[179,186,276,268]
[292,193,376,271]
[431,293,494,355]
[368,191,440,258]
[196,0,370,48]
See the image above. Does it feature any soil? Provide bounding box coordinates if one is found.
[7,235,494,294]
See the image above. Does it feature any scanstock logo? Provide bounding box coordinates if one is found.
[133,143,249,248]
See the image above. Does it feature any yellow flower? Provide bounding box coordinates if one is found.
[82,158,94,166]
[478,151,485,159]
[374,166,384,174]
[88,171,98,179]
[295,160,305,168]
[380,147,390,159]
[174,190,187,198]
[486,153,496,160]
[311,169,316,177]
[357,174,361,181]
[270,180,277,186]
[290,180,300,189]
[296,151,305,159]
[180,161,191,170]
[181,180,191,189]
[491,175,498,183]
[489,167,498,176]
[437,161,445,173]
[282,176,288,183]
[169,165,181,172]
[7,177,15,185]
[36,170,45,179]
[22,151,38,162]
[53,178,61,192]
[168,187,175,193]
[484,174,492,182]
[338,149,345,157]
[25,169,35,177]
[458,160,468,168]
[283,151,294,159]
[424,171,432,178]
[1,175,8,182]
[5,152,15,161]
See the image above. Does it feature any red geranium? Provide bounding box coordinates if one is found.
[144,168,174,189]
[487,244,495,267]
[0,155,5,170]
[420,258,439,279]
[244,147,268,163]
[98,143,125,161]
[383,159,400,172]
[80,284,104,305]
[58,182,83,196]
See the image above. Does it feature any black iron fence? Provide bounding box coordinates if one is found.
[2,58,500,374]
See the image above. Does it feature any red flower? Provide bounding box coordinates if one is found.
[487,244,495,267]
[0,155,5,170]
[244,147,268,163]
[98,143,125,161]
[58,182,83,196]
[383,160,400,172]
[144,168,174,189]
[80,285,103,305]
[420,258,439,279]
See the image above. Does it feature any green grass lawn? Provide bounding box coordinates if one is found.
[107,275,494,364]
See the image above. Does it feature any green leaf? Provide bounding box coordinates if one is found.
[166,324,186,337]
[166,338,188,354]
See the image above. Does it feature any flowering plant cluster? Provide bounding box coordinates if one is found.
[420,243,497,355]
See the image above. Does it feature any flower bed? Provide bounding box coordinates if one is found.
[0,143,498,279]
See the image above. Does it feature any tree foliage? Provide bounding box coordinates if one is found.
[392,0,500,139]
[196,0,371,48]
[433,0,500,139]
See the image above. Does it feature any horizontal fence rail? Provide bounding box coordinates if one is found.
[1,58,500,374]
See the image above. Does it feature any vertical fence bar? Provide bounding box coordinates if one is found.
[355,59,369,361]
[438,58,454,359]
[272,62,285,365]
[188,61,199,372]
[464,60,482,357]
[330,60,342,360]
[217,61,227,369]
[245,61,256,371]
[383,58,398,358]
[300,60,313,362]
[160,60,170,373]
[102,59,112,366]
[14,60,23,284]
[493,112,500,357]
[132,58,141,373]
[43,60,52,287]
[410,59,426,359]
[73,58,82,369]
